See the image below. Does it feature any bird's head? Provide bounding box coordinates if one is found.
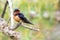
[13,9,20,16]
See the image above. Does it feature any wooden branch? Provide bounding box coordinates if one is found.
[21,23,40,32]
[0,17,40,40]
[8,0,14,27]
[1,1,8,18]
[0,18,21,40]
[9,22,21,30]
[9,22,40,32]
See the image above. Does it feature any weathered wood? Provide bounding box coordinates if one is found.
[8,0,14,27]
[0,18,21,40]
[0,17,40,40]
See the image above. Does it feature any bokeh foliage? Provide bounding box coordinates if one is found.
[0,0,58,40]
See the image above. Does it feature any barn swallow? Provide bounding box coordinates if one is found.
[13,9,33,25]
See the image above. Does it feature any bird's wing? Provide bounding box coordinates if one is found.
[18,13,33,25]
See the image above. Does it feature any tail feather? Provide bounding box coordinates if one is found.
[22,18,33,25]
[18,13,33,25]
[23,20,33,25]
[25,21,33,25]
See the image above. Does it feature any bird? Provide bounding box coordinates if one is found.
[13,9,33,25]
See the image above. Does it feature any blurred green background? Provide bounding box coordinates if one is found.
[0,0,59,40]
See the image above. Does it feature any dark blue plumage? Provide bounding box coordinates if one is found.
[13,9,33,25]
[15,13,33,25]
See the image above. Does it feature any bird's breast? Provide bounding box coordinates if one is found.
[13,16,21,22]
